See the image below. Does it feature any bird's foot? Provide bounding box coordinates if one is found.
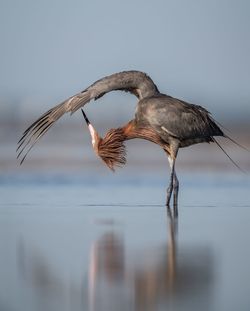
[166,186,178,217]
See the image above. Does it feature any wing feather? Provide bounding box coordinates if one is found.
[17,70,159,163]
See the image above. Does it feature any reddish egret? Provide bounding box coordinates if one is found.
[17,70,239,213]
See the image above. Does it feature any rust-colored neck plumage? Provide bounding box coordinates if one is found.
[97,120,167,171]
[97,128,127,171]
[122,120,166,146]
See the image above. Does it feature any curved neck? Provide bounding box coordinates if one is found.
[122,120,166,147]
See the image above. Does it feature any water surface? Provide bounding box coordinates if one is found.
[0,172,250,311]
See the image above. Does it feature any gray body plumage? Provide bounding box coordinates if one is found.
[135,94,223,148]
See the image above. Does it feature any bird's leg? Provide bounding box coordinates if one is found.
[166,142,179,212]
[166,156,176,206]
[173,172,179,217]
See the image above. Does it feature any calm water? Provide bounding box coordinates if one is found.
[1,172,250,311]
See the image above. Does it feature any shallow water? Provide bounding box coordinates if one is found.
[1,172,250,311]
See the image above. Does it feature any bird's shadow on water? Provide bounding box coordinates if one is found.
[16,206,215,311]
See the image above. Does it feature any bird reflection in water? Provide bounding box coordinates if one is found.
[87,209,214,311]
[17,209,214,311]
[87,232,126,311]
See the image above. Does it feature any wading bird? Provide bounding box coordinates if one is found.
[17,70,239,214]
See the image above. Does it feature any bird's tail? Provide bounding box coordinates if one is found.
[212,137,245,173]
[211,116,249,152]
[223,134,249,152]
[210,116,248,172]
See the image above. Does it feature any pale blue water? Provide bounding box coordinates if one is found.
[1,172,250,311]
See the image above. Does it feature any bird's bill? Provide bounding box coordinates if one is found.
[81,109,90,125]
[81,109,99,148]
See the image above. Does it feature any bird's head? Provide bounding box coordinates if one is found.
[81,109,127,171]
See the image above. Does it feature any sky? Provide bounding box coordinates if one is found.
[1,0,250,122]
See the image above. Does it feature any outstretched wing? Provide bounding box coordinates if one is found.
[17,70,159,163]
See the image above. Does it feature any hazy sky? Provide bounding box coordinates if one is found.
[1,0,250,121]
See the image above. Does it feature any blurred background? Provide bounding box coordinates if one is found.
[1,2,250,311]
[0,0,249,174]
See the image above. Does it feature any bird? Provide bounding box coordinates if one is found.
[17,70,240,214]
